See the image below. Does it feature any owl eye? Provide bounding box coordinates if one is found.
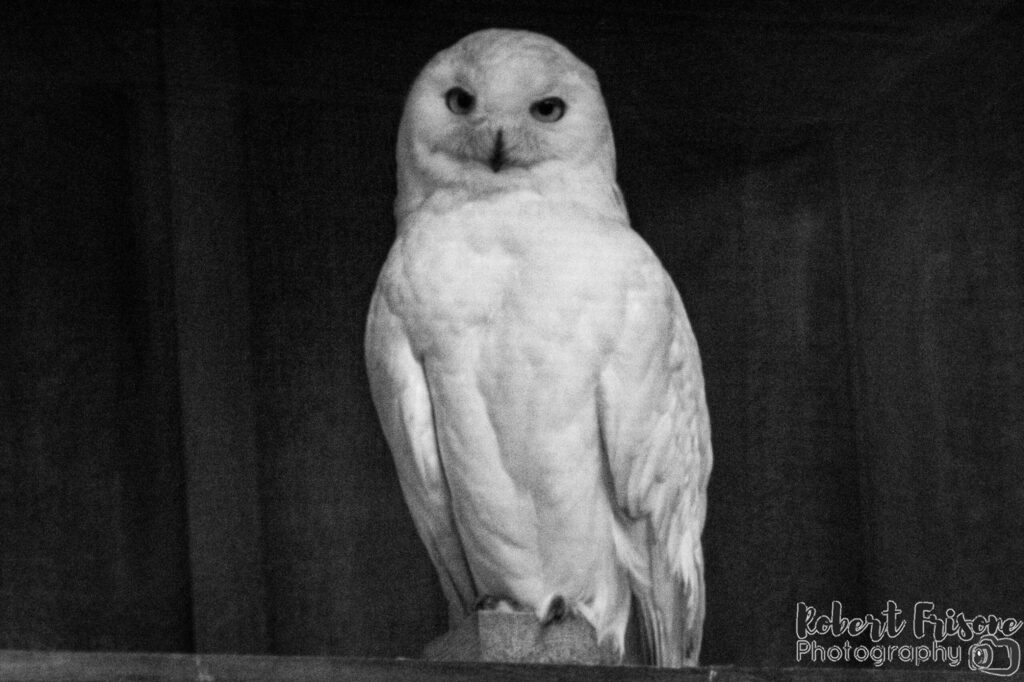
[530,97,566,122]
[445,87,475,115]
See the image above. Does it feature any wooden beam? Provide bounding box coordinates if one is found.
[0,650,992,682]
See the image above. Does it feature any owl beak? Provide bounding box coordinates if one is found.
[488,129,505,173]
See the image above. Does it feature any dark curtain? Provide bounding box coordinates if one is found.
[0,0,1021,668]
[834,17,1024,620]
[0,83,192,649]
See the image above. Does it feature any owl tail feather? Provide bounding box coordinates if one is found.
[628,528,704,667]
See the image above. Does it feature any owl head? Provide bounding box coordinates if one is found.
[395,29,618,220]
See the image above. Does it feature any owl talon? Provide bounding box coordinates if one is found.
[475,595,521,612]
[541,595,568,625]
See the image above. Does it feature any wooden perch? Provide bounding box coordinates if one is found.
[422,610,621,665]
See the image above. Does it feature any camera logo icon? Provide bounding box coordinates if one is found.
[968,635,1021,677]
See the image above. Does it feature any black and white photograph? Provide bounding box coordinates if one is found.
[1,2,1022,680]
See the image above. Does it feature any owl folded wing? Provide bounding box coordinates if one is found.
[365,288,477,626]
[597,246,712,666]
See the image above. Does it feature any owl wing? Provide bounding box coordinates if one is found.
[365,285,476,626]
[598,239,712,667]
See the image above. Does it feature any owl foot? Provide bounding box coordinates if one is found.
[474,594,523,613]
[540,594,573,626]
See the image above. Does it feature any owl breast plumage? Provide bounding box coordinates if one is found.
[366,28,711,667]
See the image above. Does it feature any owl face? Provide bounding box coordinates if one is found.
[396,29,617,217]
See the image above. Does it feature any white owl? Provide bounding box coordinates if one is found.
[365,29,712,667]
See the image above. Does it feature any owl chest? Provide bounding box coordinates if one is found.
[395,229,513,331]
[387,210,622,359]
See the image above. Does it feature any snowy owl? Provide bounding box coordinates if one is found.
[365,28,712,667]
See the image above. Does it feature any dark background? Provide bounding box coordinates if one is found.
[1,0,1021,668]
